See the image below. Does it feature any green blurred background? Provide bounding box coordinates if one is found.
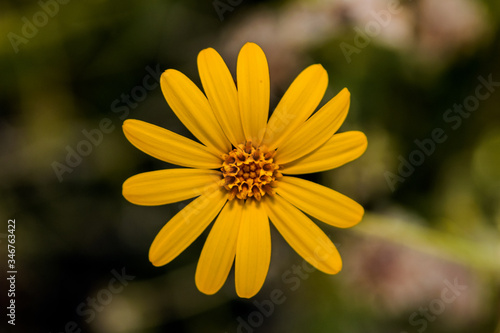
[1,0,500,332]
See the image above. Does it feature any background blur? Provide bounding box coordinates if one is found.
[1,0,500,332]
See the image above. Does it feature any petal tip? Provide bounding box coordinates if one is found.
[122,119,138,132]
[310,63,326,72]
[244,41,259,47]
[200,46,216,52]
[198,287,217,296]
[197,47,218,60]
[340,87,350,97]
[160,69,178,82]
[360,132,368,148]
[195,277,219,296]
[308,64,328,82]
[240,42,264,54]
[236,288,258,299]
[149,257,163,267]
[320,254,343,275]
[149,247,169,267]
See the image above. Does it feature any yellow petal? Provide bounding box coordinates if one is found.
[161,69,231,155]
[275,88,350,165]
[195,200,243,295]
[123,119,222,169]
[123,169,222,206]
[282,131,367,174]
[262,64,328,149]
[198,48,246,147]
[264,195,342,274]
[149,187,227,267]
[235,199,271,298]
[237,42,270,145]
[276,176,364,228]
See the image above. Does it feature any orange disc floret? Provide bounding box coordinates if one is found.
[221,141,281,201]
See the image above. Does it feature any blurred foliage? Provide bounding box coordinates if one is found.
[1,0,500,332]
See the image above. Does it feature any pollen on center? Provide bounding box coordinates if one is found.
[221,141,281,201]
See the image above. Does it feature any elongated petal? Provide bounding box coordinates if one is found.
[282,131,367,174]
[236,199,271,298]
[123,119,222,169]
[123,169,222,206]
[276,176,364,228]
[264,195,342,274]
[198,48,245,147]
[237,42,270,145]
[149,187,227,267]
[196,200,243,295]
[262,64,328,149]
[275,88,350,165]
[161,69,231,155]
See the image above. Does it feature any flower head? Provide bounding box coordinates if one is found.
[122,42,367,298]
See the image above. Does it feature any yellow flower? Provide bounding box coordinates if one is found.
[122,42,367,298]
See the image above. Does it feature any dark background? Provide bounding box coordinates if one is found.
[1,0,499,332]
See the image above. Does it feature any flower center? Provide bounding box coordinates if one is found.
[221,141,281,201]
